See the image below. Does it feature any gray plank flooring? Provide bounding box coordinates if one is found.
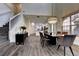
[0,35,79,56]
[17,35,79,56]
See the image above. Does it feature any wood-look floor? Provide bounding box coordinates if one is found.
[0,35,79,56]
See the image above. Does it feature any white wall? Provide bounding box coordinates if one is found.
[24,16,48,36]
[0,12,12,27]
[0,3,11,15]
[0,3,12,27]
[9,13,26,42]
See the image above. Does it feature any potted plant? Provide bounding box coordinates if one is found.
[20,26,26,33]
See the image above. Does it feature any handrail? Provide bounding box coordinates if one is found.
[10,12,21,21]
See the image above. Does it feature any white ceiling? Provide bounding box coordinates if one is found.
[1,3,79,18]
[54,3,79,18]
[22,3,79,18]
[22,3,53,16]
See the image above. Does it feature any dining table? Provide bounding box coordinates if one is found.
[44,33,64,45]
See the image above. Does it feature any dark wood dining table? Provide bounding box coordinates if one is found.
[44,34,64,45]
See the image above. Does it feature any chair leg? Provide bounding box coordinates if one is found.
[69,46,74,56]
[43,40,45,47]
[41,41,43,47]
[57,45,60,50]
[43,40,46,47]
[64,46,66,56]
[40,39,43,47]
[42,40,45,47]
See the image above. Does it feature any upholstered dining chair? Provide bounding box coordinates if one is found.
[39,32,44,46]
[57,35,76,56]
[39,32,49,47]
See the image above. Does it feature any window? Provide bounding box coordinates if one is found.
[63,17,70,34]
[63,12,79,35]
[71,13,79,35]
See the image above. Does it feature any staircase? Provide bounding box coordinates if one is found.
[0,22,9,42]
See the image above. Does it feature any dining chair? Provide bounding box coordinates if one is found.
[57,31,61,35]
[39,32,43,46]
[57,32,68,50]
[39,32,50,47]
[57,35,76,56]
[39,32,46,47]
[62,32,68,35]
